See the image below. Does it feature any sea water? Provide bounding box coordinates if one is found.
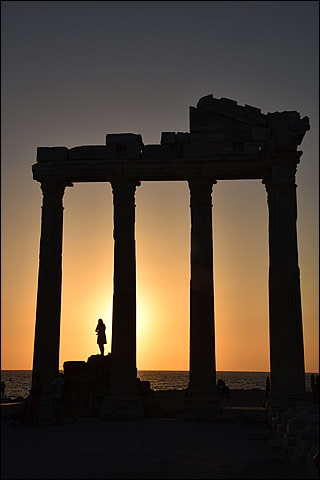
[1,370,315,399]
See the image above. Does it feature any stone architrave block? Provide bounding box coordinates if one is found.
[244,104,262,115]
[218,143,233,154]
[105,134,143,159]
[234,111,267,127]
[206,132,227,142]
[244,142,260,153]
[228,130,252,143]
[183,142,219,158]
[220,97,238,108]
[176,132,190,144]
[161,132,176,145]
[267,112,310,150]
[197,95,238,115]
[251,127,270,142]
[141,144,176,159]
[190,132,227,143]
[106,133,143,147]
[106,144,141,160]
[267,111,299,129]
[68,146,107,160]
[183,142,206,158]
[189,106,223,132]
[203,142,219,157]
[37,147,69,162]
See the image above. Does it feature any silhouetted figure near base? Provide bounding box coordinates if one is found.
[1,381,6,400]
[311,374,319,402]
[265,376,271,399]
[218,379,230,400]
[95,318,107,356]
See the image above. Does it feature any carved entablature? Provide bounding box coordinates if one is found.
[32,95,310,183]
[186,94,310,156]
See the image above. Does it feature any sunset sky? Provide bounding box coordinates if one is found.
[2,1,319,372]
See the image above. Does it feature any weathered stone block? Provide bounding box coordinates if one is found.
[251,127,270,141]
[197,94,238,113]
[63,361,87,377]
[267,112,310,150]
[230,131,252,142]
[160,132,176,145]
[220,97,238,109]
[218,143,233,154]
[106,144,141,159]
[244,142,260,153]
[37,147,68,162]
[176,132,190,144]
[142,144,176,159]
[196,94,214,109]
[183,142,219,158]
[68,146,107,160]
[233,143,244,153]
[190,132,226,143]
[189,106,223,132]
[183,143,206,158]
[244,104,262,115]
[268,111,299,129]
[235,111,267,126]
[106,133,143,146]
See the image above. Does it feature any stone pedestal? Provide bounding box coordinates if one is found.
[264,155,306,407]
[32,181,71,396]
[184,392,221,421]
[101,394,143,419]
[101,179,143,418]
[184,179,219,419]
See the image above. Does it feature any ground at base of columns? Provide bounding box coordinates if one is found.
[2,416,309,479]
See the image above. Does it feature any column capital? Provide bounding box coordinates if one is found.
[111,179,141,206]
[262,163,297,191]
[188,178,217,189]
[188,179,216,208]
[263,151,301,187]
[40,181,73,207]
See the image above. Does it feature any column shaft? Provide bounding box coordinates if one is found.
[32,181,69,395]
[109,180,140,394]
[265,161,305,405]
[188,180,217,394]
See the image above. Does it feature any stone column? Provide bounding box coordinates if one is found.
[101,179,143,418]
[184,179,219,420]
[264,154,305,407]
[32,180,71,397]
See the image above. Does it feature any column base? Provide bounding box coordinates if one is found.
[101,393,143,420]
[269,392,307,410]
[183,391,221,421]
[38,396,54,419]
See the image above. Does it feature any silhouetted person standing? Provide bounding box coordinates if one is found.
[95,318,107,356]
[1,381,6,399]
[266,376,271,398]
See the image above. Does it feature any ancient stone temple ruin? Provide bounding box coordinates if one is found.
[31,94,310,419]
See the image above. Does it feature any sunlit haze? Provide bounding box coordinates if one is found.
[2,1,318,372]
